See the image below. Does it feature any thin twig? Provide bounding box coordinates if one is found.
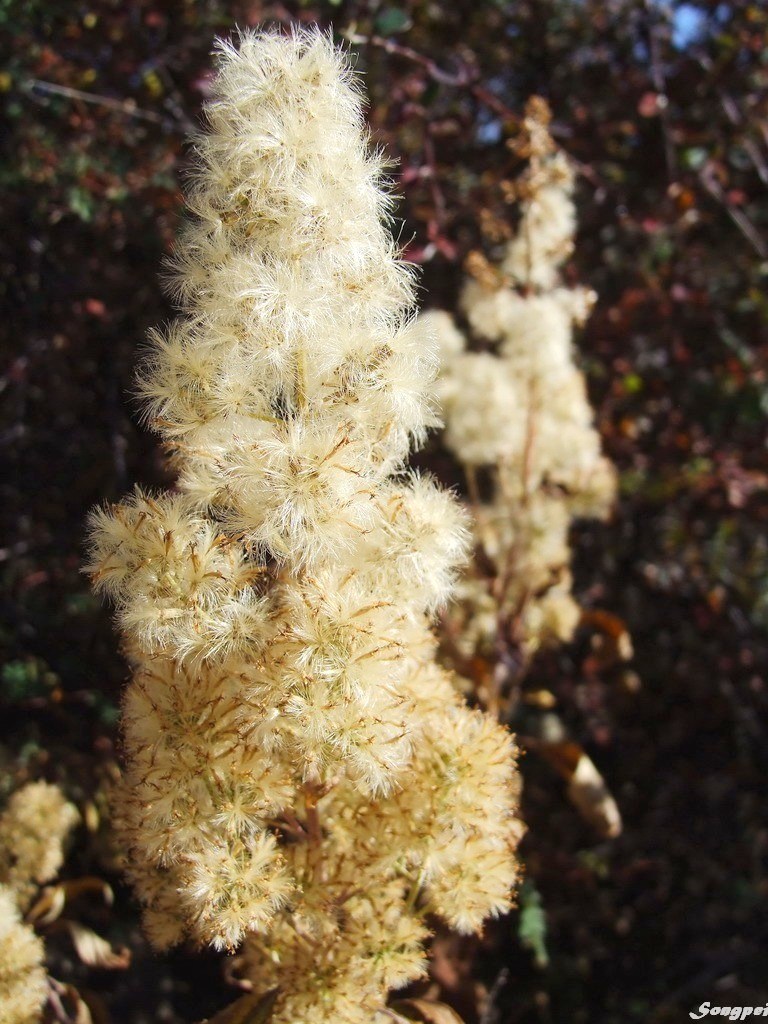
[346,31,519,124]
[347,31,473,87]
[479,967,510,1024]
[423,131,447,227]
[23,78,185,131]
[271,811,307,842]
[718,92,768,187]
[644,0,677,181]
[699,161,768,257]
[695,53,768,188]
[303,784,322,845]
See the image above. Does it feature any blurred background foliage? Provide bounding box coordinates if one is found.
[1,1,768,1021]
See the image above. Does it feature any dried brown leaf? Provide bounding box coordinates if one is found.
[73,997,94,1024]
[28,877,114,927]
[374,1012,413,1024]
[523,688,557,709]
[536,738,582,778]
[48,979,94,1024]
[27,884,66,926]
[566,752,622,838]
[390,998,466,1024]
[65,922,131,970]
[200,990,279,1024]
[538,740,622,838]
[64,876,114,907]
[581,609,634,666]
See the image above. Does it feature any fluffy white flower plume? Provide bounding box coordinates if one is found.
[0,782,80,1024]
[425,97,617,664]
[87,28,521,1022]
[0,886,47,1024]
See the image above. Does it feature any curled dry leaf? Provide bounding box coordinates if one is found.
[375,1012,413,1024]
[27,884,67,926]
[390,998,467,1024]
[27,876,114,926]
[199,990,279,1024]
[223,953,254,992]
[62,876,115,907]
[567,752,622,838]
[84,800,101,833]
[72,995,95,1024]
[65,921,131,970]
[580,609,634,667]
[523,688,557,709]
[537,739,622,839]
[48,978,94,1024]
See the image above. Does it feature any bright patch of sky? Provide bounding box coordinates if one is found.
[671,3,707,49]
[654,1,732,50]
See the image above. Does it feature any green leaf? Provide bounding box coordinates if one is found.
[682,146,708,171]
[518,878,549,968]
[67,186,95,223]
[2,658,52,701]
[375,7,413,35]
[622,372,643,394]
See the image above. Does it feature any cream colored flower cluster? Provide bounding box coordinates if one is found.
[0,781,79,1024]
[87,29,521,1024]
[426,98,616,661]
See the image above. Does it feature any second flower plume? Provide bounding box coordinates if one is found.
[87,27,521,1024]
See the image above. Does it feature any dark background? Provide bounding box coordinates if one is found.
[1,1,767,1021]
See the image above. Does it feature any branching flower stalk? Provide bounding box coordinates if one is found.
[424,98,617,715]
[87,28,521,1023]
